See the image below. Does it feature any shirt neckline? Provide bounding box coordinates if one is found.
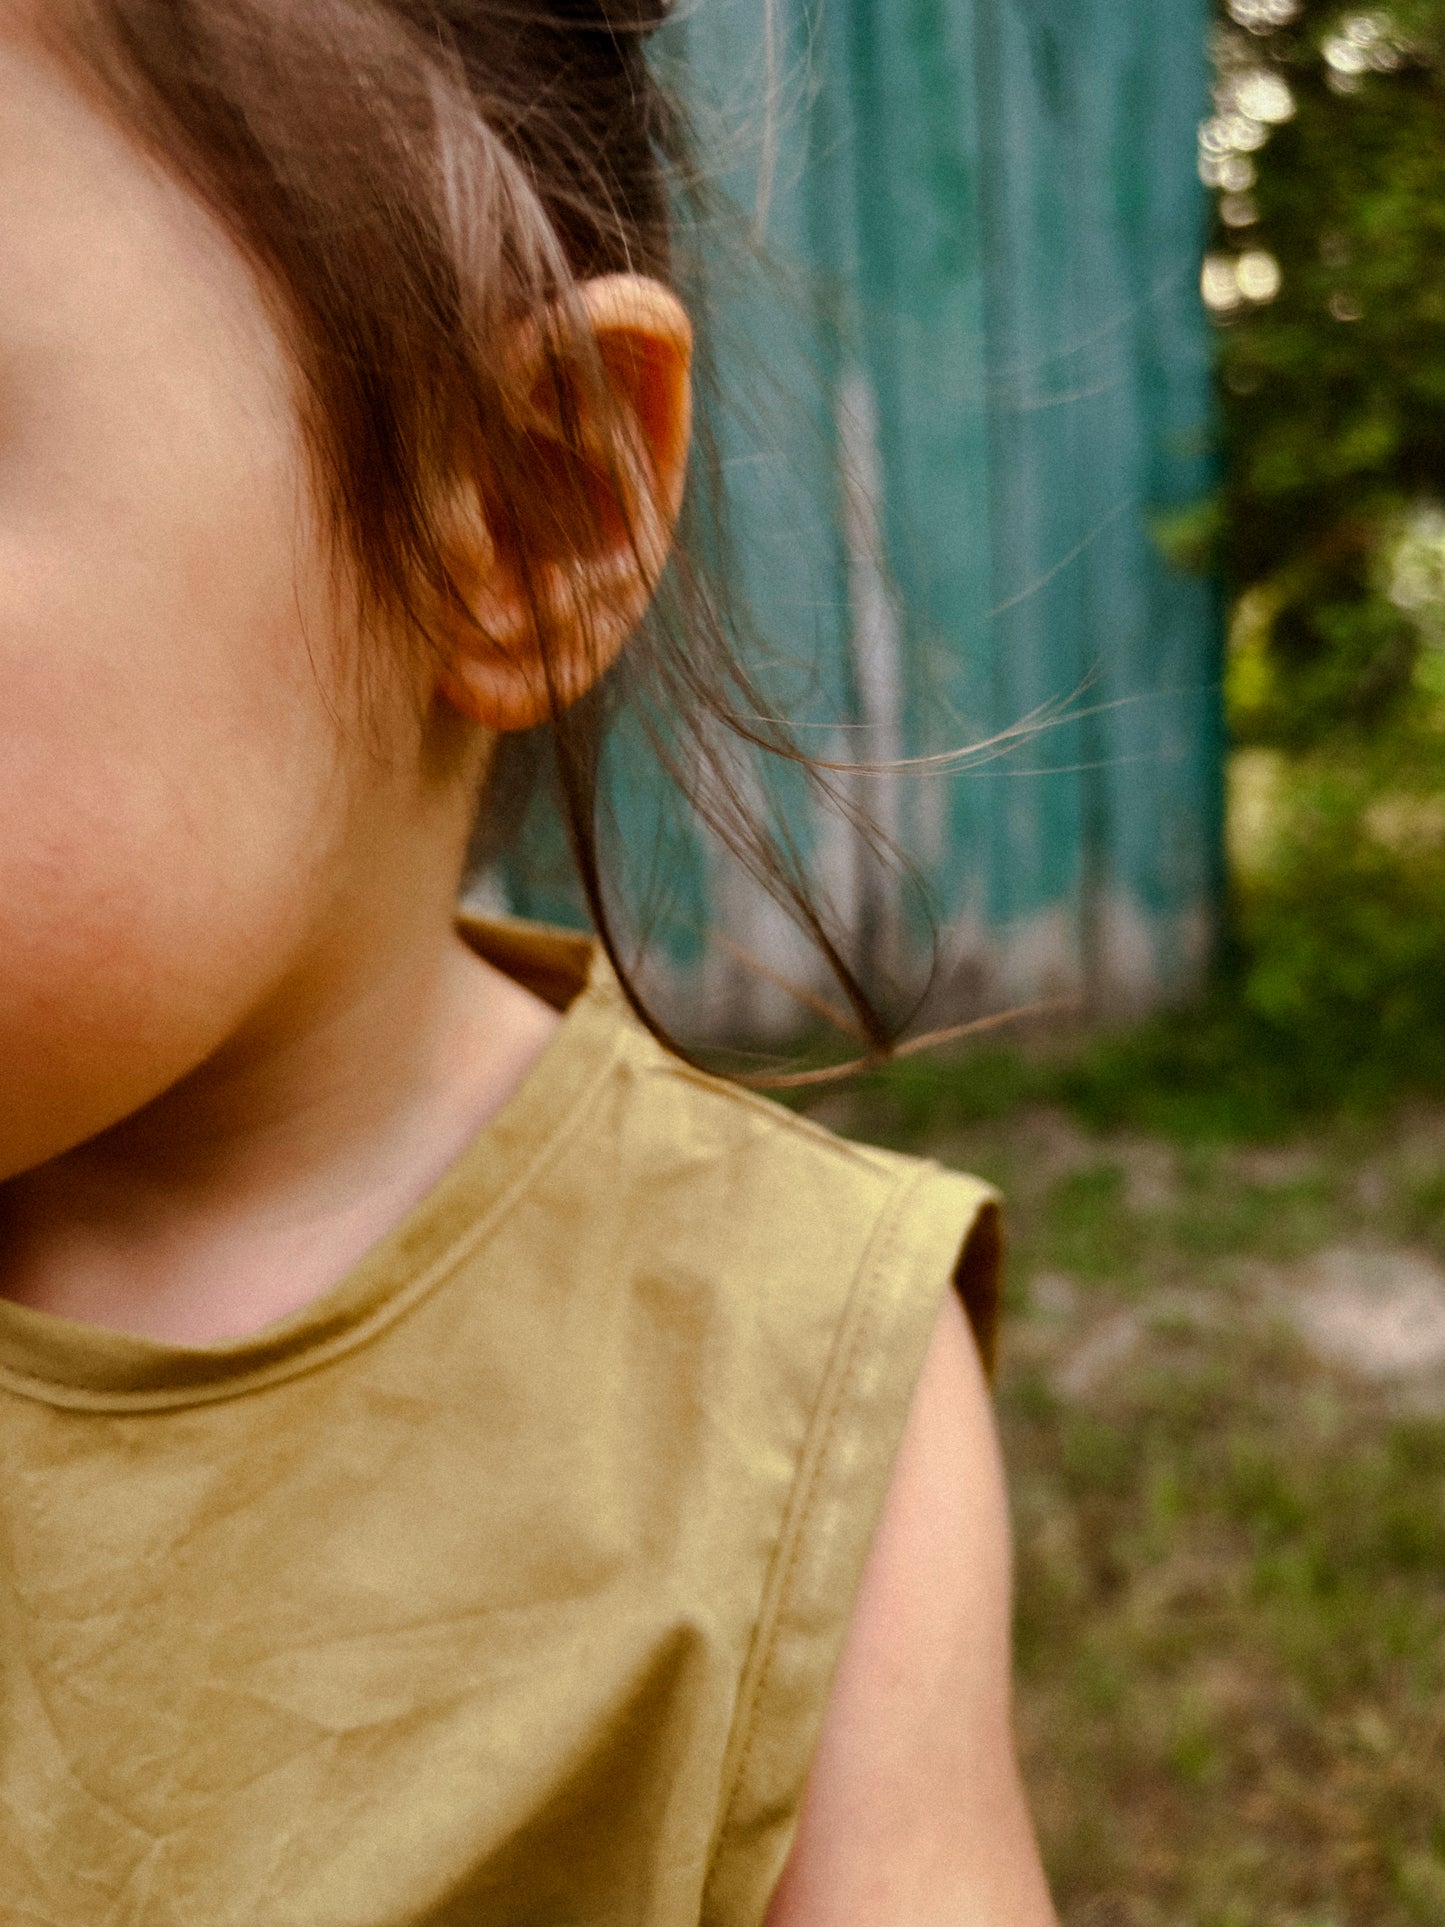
[0,918,621,1414]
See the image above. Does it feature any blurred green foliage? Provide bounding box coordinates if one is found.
[1206,0,1445,743]
[1122,0,1445,1129]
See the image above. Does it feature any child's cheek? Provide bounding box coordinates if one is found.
[0,23,389,1183]
[0,549,349,1183]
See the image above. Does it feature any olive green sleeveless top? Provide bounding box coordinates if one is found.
[0,919,999,1927]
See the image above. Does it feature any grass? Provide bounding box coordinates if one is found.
[809,1081,1445,1926]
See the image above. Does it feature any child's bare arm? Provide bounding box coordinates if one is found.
[764,1292,1057,1927]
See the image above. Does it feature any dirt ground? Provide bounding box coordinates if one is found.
[824,1091,1445,1927]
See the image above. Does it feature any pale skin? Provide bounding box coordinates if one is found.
[0,16,1054,1922]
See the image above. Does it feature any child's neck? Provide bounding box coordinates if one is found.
[0,924,559,1346]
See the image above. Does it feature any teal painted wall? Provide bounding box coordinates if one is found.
[502,0,1223,1036]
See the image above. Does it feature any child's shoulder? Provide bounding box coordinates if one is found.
[461,913,1001,1367]
[544,965,1007,1919]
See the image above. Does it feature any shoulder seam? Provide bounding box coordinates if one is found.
[629,1045,897,1178]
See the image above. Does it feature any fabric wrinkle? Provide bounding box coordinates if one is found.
[0,919,1000,1927]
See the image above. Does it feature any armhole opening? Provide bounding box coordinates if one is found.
[954,1197,1003,1380]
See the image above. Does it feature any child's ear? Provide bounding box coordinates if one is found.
[437,273,692,732]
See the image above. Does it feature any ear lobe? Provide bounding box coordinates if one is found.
[438,273,693,733]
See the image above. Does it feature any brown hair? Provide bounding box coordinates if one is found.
[61,0,896,1060]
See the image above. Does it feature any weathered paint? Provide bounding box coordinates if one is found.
[502,0,1223,1036]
